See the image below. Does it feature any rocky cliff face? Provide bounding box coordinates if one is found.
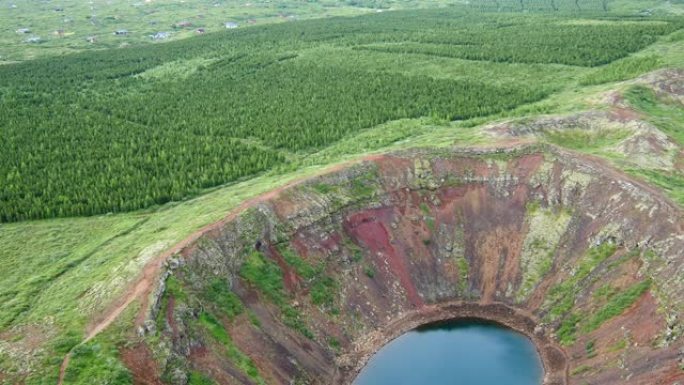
[134,145,683,385]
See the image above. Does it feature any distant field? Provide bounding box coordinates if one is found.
[0,0,464,62]
[2,5,682,222]
[0,0,367,62]
[0,0,679,63]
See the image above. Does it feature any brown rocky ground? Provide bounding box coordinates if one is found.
[126,144,683,385]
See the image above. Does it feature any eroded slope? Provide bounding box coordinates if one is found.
[135,145,683,385]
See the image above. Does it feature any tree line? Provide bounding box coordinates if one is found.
[1,6,680,222]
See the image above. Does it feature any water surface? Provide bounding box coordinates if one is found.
[354,321,543,385]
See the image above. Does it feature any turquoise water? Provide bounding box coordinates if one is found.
[353,321,543,385]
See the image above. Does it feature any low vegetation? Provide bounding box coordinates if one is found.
[584,279,651,332]
[623,85,684,205]
[625,85,684,145]
[570,364,592,376]
[549,247,653,345]
[543,128,632,152]
[240,252,287,304]
[188,371,217,385]
[60,303,138,385]
[546,242,618,321]
[627,169,684,206]
[279,246,338,311]
[198,311,264,383]
[239,251,313,338]
[557,313,582,345]
[579,55,663,85]
[202,278,244,320]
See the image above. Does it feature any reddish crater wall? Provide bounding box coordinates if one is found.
[141,146,684,385]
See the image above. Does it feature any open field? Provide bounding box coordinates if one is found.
[1,1,683,384]
[0,0,373,62]
[1,0,681,62]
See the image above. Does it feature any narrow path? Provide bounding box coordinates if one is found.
[56,154,381,385]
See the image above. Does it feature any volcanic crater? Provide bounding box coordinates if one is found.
[138,144,683,385]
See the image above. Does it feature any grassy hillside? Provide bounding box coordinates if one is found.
[0,1,683,384]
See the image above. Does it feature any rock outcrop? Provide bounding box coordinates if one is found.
[136,144,683,385]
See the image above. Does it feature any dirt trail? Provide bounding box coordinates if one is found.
[56,155,382,385]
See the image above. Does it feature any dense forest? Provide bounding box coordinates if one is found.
[1,6,682,222]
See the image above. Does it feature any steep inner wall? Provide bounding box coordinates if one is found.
[137,145,683,385]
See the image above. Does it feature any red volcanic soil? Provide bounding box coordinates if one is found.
[122,146,683,385]
[120,344,164,385]
[344,208,424,308]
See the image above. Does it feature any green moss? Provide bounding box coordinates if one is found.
[584,279,651,332]
[571,365,592,376]
[239,251,312,338]
[327,336,341,351]
[280,306,314,339]
[557,313,581,346]
[310,277,336,307]
[203,279,244,320]
[155,292,170,334]
[188,371,217,385]
[608,338,627,352]
[248,311,261,328]
[547,243,617,320]
[156,275,189,334]
[311,183,336,195]
[606,248,640,270]
[166,275,187,302]
[526,201,541,214]
[419,202,431,216]
[240,251,285,304]
[343,239,365,264]
[198,312,264,384]
[425,217,435,232]
[518,207,571,301]
[348,169,378,200]
[352,249,363,263]
[364,266,375,278]
[279,246,317,280]
[198,312,230,345]
[593,284,618,301]
[279,245,337,312]
[585,340,597,358]
[455,255,469,293]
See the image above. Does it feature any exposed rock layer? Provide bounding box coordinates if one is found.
[139,145,683,385]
